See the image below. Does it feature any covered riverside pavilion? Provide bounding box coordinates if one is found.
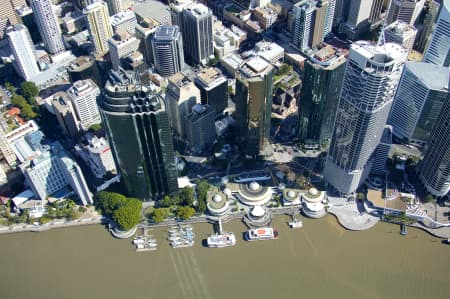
[234,181,274,227]
[301,188,327,218]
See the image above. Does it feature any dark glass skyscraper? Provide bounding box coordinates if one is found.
[297,46,346,148]
[99,70,178,201]
[235,57,274,157]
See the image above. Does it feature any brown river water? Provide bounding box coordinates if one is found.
[0,215,449,299]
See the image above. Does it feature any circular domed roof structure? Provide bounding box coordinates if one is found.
[213,194,222,202]
[249,181,260,191]
[237,181,273,206]
[288,190,296,197]
[250,205,266,218]
[207,191,230,216]
[302,188,325,203]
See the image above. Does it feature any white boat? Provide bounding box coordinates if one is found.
[289,220,303,228]
[207,232,236,248]
[245,227,279,241]
[171,240,194,248]
[133,237,145,245]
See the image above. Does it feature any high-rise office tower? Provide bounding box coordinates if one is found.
[170,0,192,33]
[99,69,178,200]
[292,0,336,52]
[387,0,425,25]
[151,25,184,77]
[417,96,450,197]
[235,57,274,157]
[108,31,140,70]
[30,0,65,55]
[6,24,40,80]
[414,0,440,53]
[297,45,347,149]
[342,0,372,39]
[423,0,450,67]
[67,79,101,131]
[106,0,123,15]
[384,20,418,53]
[0,0,26,26]
[388,62,449,145]
[195,67,228,114]
[333,0,350,30]
[165,73,201,139]
[185,104,216,153]
[84,0,113,57]
[182,3,213,65]
[110,10,136,35]
[323,42,408,194]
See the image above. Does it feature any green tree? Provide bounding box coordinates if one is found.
[424,194,434,203]
[67,209,81,220]
[96,191,127,216]
[113,198,142,230]
[152,208,169,223]
[176,206,195,220]
[88,123,102,132]
[4,82,16,94]
[180,186,194,206]
[196,180,210,202]
[20,81,39,103]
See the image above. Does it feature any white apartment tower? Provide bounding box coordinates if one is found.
[30,0,65,55]
[84,0,113,57]
[423,0,450,67]
[67,79,101,131]
[323,42,408,194]
[6,24,40,80]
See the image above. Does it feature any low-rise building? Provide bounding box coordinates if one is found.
[384,20,417,53]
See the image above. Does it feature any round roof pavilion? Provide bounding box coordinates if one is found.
[302,188,325,203]
[236,181,273,206]
[207,191,230,216]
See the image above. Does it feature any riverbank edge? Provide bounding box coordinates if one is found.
[1,211,448,241]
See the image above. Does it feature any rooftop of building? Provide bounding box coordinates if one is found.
[110,10,136,26]
[184,3,210,17]
[51,92,71,110]
[109,30,135,44]
[136,17,159,31]
[153,25,180,40]
[68,79,99,97]
[133,0,171,25]
[185,104,215,122]
[196,67,226,86]
[239,56,272,77]
[68,56,96,71]
[308,45,347,68]
[405,62,450,91]
[168,73,192,88]
[15,5,32,17]
[385,20,417,36]
[351,41,408,66]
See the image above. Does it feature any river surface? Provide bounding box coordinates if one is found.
[0,215,449,299]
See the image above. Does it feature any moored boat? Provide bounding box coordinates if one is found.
[245,227,279,241]
[207,232,236,248]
